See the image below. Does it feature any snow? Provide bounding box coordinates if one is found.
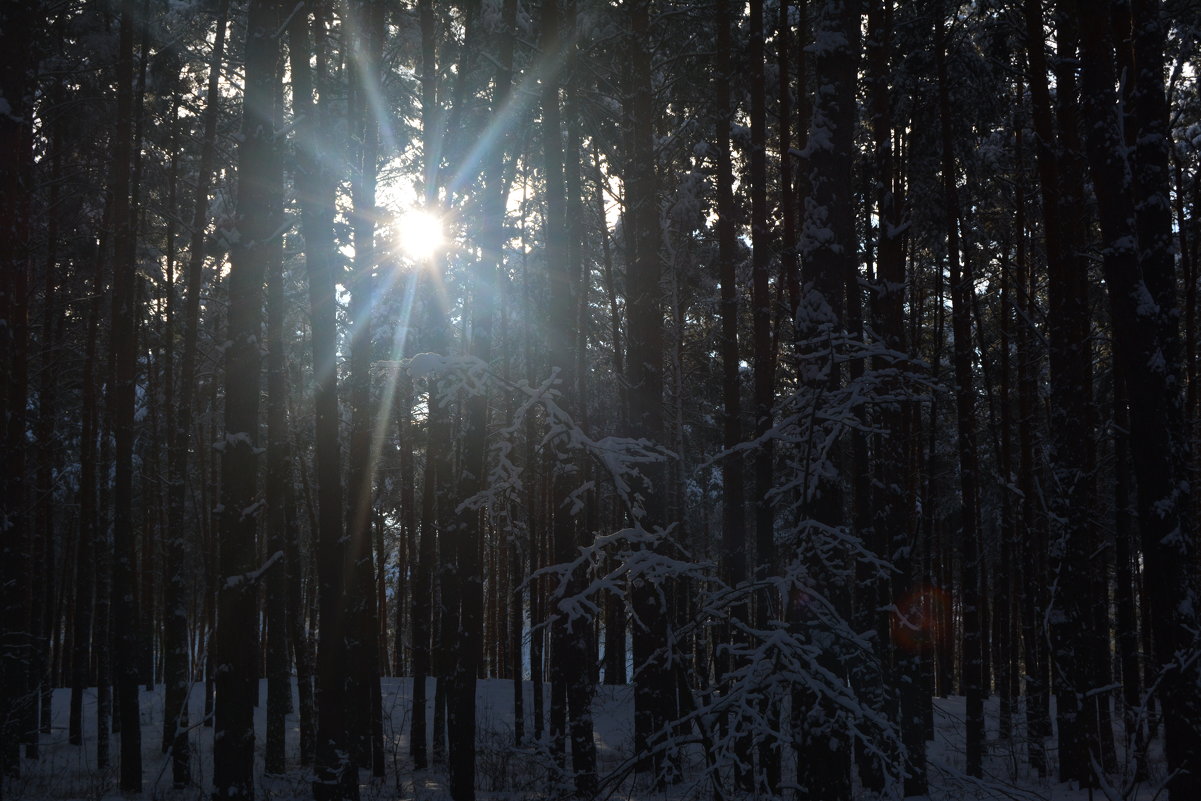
[222,549,282,590]
[6,682,1173,800]
[406,352,447,381]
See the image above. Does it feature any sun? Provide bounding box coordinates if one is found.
[394,207,445,262]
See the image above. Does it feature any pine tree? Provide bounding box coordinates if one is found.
[212,0,283,797]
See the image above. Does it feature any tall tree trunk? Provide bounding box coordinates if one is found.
[212,0,282,797]
[541,0,569,764]
[264,233,291,775]
[0,0,35,775]
[713,0,747,777]
[867,0,924,792]
[624,0,675,783]
[937,9,984,778]
[1012,122,1050,777]
[96,415,112,770]
[163,1,229,784]
[396,374,416,682]
[744,30,782,785]
[290,4,357,798]
[793,2,858,798]
[748,0,775,604]
[35,103,65,741]
[264,17,290,772]
[286,412,316,765]
[1112,361,1148,780]
[747,1,780,785]
[409,0,439,768]
[1027,6,1106,781]
[130,0,156,699]
[995,242,1015,747]
[109,0,143,789]
[778,0,798,320]
[594,145,628,690]
[345,0,385,778]
[1075,4,1201,797]
[540,0,598,794]
[71,216,109,749]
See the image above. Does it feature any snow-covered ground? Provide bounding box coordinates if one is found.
[4,680,1167,800]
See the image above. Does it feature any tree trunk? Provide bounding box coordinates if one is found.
[747,0,781,784]
[0,0,35,774]
[793,1,859,798]
[290,4,357,798]
[937,9,984,778]
[1112,362,1148,780]
[264,25,290,771]
[713,0,746,761]
[867,0,924,792]
[108,0,143,788]
[409,0,440,769]
[162,1,229,784]
[624,0,674,783]
[345,0,385,777]
[212,0,282,796]
[539,0,598,794]
[1075,4,1201,796]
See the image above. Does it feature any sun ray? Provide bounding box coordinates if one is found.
[393,207,445,263]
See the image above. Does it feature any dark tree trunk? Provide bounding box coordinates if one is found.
[71,228,106,749]
[1031,7,1105,782]
[0,0,35,775]
[1013,128,1050,775]
[212,0,282,797]
[713,0,747,763]
[409,0,440,769]
[109,0,143,789]
[624,0,675,783]
[1075,4,1201,796]
[539,0,598,794]
[746,0,786,772]
[290,5,357,798]
[867,0,924,792]
[345,0,385,778]
[594,145,628,691]
[264,26,290,772]
[937,10,984,778]
[793,2,859,798]
[97,408,112,769]
[35,116,64,744]
[287,467,316,767]
[442,5,489,799]
[396,374,416,682]
[748,0,775,611]
[1112,363,1148,780]
[163,2,229,784]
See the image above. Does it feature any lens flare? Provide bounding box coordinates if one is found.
[891,585,951,653]
[395,208,445,262]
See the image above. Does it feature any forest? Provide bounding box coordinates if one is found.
[1,0,1200,799]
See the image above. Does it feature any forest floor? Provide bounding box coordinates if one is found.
[3,679,1168,800]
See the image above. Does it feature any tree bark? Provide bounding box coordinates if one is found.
[624,0,675,783]
[1075,4,1201,796]
[793,1,859,797]
[212,0,282,797]
[713,0,747,765]
[162,1,229,784]
[109,0,143,789]
[290,4,358,798]
[264,23,290,772]
[936,9,984,778]
[0,0,35,775]
[345,0,385,777]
